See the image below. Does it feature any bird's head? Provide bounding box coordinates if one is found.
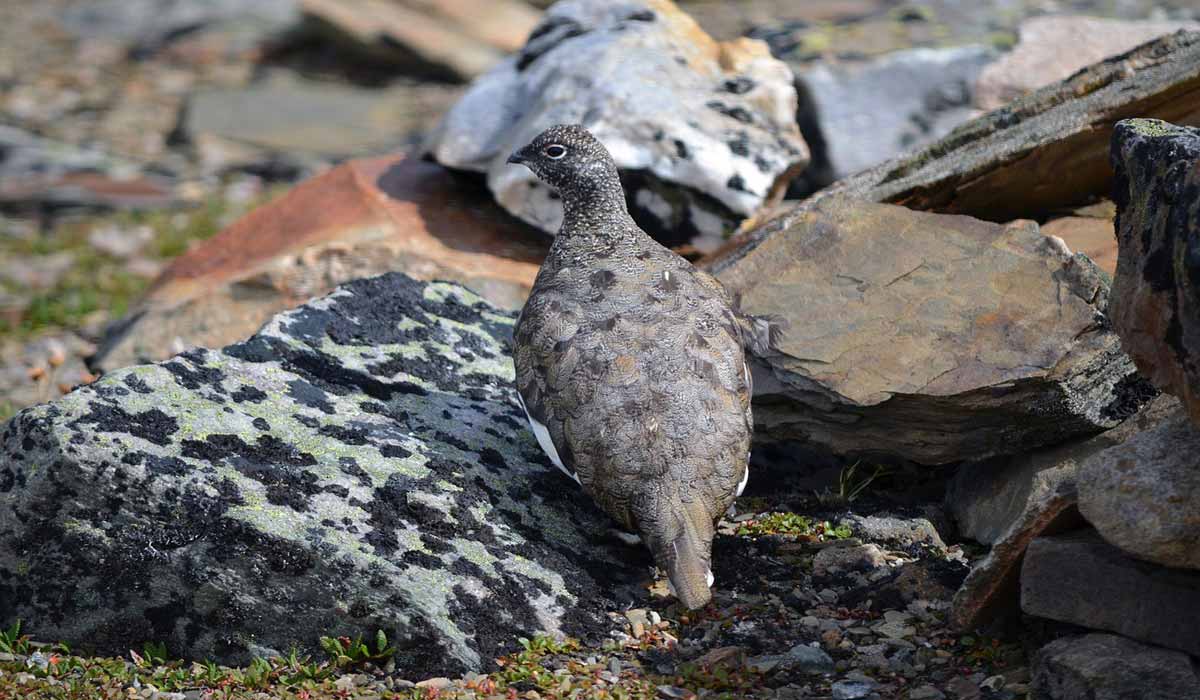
[507,124,622,199]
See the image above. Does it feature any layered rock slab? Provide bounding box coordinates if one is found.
[1032,633,1200,700]
[947,395,1174,631]
[712,196,1141,464]
[1109,118,1200,424]
[974,15,1200,110]
[758,31,1200,226]
[1078,404,1200,571]
[0,273,644,674]
[92,157,548,372]
[1021,530,1200,657]
[425,0,808,248]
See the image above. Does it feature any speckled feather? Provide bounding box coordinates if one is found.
[510,125,752,609]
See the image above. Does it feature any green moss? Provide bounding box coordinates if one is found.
[1125,118,1180,138]
[0,186,281,341]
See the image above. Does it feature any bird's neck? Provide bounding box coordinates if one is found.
[559,179,634,233]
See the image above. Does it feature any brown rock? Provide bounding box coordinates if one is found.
[1040,216,1116,275]
[299,0,540,82]
[93,157,547,371]
[1021,530,1200,657]
[716,31,1200,230]
[1078,403,1200,571]
[1108,118,1200,424]
[975,16,1200,110]
[712,196,1142,464]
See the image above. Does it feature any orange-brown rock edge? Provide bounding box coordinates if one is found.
[93,156,547,371]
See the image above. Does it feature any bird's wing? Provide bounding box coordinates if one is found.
[513,296,582,486]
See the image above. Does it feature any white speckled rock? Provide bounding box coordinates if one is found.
[424,0,808,250]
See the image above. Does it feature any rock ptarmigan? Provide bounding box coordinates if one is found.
[508,124,757,609]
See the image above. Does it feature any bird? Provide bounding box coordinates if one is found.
[507,124,762,609]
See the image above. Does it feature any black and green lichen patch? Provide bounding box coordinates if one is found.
[0,273,651,677]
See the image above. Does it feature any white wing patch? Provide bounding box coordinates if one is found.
[736,460,749,497]
[517,391,580,485]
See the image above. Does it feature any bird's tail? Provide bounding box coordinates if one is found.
[662,504,714,610]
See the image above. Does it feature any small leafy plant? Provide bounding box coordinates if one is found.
[318,629,395,667]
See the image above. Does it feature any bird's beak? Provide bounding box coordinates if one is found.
[507,148,528,165]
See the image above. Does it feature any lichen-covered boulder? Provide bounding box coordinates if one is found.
[1109,118,1200,424]
[424,0,808,250]
[0,273,647,674]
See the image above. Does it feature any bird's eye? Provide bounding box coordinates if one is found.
[544,144,567,159]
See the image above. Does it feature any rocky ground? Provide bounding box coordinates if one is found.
[4,1,1200,699]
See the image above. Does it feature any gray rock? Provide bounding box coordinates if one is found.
[947,395,1175,546]
[1079,404,1200,571]
[0,125,174,210]
[1032,633,1200,700]
[0,273,645,674]
[1021,530,1200,657]
[831,679,876,700]
[974,15,1200,110]
[950,470,1083,631]
[711,196,1144,465]
[425,0,808,250]
[796,45,994,185]
[839,514,945,550]
[745,644,833,674]
[813,544,887,578]
[789,31,1200,224]
[59,0,298,52]
[185,73,459,169]
[1109,118,1200,424]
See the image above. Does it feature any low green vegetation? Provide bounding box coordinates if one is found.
[0,187,278,341]
[735,512,853,541]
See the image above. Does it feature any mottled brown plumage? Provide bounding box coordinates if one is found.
[508,125,752,609]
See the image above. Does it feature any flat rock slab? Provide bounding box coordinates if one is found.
[1079,402,1200,571]
[974,15,1200,110]
[1032,633,1200,700]
[0,273,645,674]
[713,195,1142,464]
[93,157,548,372]
[299,0,541,82]
[947,394,1174,547]
[948,395,1174,630]
[771,31,1200,225]
[425,0,808,248]
[1021,529,1200,657]
[1109,118,1200,424]
[796,45,994,184]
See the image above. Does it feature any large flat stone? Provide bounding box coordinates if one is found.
[947,394,1173,546]
[711,195,1143,465]
[1021,529,1200,657]
[1108,118,1200,424]
[1078,402,1200,571]
[752,31,1200,226]
[795,45,994,183]
[299,0,541,82]
[1,273,644,674]
[975,15,1200,110]
[1032,633,1200,700]
[92,157,547,372]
